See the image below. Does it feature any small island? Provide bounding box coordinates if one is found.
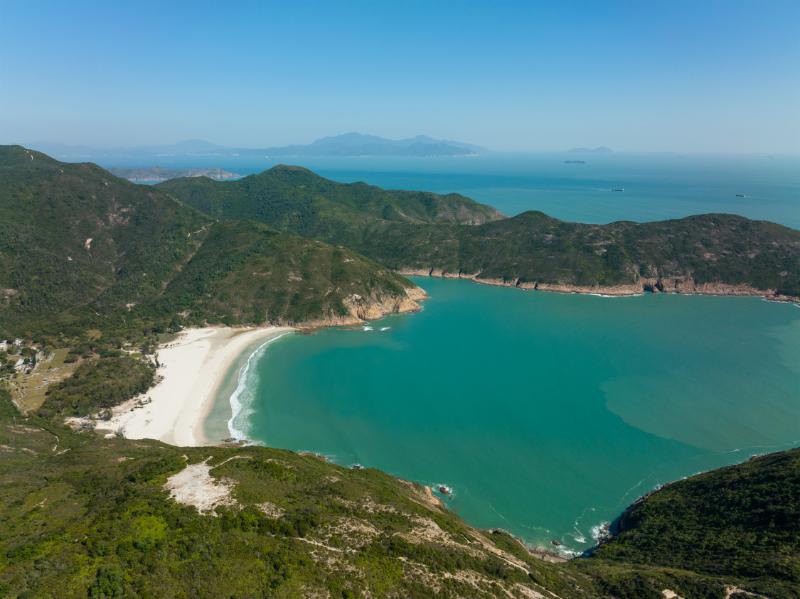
[109,166,242,183]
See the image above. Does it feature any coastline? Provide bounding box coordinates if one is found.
[97,326,293,446]
[95,285,426,447]
[397,269,799,303]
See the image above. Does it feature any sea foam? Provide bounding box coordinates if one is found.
[227,332,291,441]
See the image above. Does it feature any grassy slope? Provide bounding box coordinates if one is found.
[0,147,419,340]
[163,172,800,297]
[3,379,798,598]
[0,387,594,599]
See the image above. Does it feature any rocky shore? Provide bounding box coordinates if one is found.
[296,285,428,328]
[397,268,798,303]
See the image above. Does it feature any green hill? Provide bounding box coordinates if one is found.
[0,147,421,340]
[0,387,595,599]
[355,211,800,297]
[157,164,502,236]
[580,448,800,598]
[161,168,800,299]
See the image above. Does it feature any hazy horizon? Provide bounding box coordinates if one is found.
[18,136,800,157]
[2,1,799,154]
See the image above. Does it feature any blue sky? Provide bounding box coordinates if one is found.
[1,0,798,153]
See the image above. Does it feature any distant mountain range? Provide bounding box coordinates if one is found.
[29,133,484,160]
[246,133,483,157]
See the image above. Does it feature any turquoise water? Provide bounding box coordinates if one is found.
[230,278,800,552]
[99,153,800,229]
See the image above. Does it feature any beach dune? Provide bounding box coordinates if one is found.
[100,326,292,446]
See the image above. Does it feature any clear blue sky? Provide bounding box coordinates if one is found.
[1,0,798,153]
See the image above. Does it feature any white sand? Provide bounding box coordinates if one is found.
[100,326,293,446]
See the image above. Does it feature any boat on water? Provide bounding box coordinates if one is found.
[437,484,453,495]
[736,193,746,197]
[612,187,624,192]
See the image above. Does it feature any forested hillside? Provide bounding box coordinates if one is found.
[162,168,800,299]
[0,147,422,340]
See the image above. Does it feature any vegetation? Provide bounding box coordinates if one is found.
[0,388,594,598]
[163,171,800,297]
[2,147,799,597]
[39,356,155,418]
[157,164,502,233]
[144,220,414,327]
[580,448,800,598]
[2,382,798,598]
[0,146,420,342]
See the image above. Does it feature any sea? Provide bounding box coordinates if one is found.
[93,151,800,228]
[89,151,800,553]
[229,278,800,553]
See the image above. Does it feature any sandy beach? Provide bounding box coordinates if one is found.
[99,326,293,446]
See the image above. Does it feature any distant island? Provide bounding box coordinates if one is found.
[567,146,613,154]
[31,133,484,161]
[109,166,242,183]
[242,132,483,157]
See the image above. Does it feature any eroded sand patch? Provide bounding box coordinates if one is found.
[164,456,246,514]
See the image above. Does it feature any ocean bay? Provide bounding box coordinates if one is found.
[230,277,800,553]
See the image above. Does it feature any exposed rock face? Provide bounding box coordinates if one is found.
[343,287,425,320]
[164,457,238,515]
[640,277,794,300]
[298,285,427,328]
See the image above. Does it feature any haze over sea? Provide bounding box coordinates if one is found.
[143,151,800,552]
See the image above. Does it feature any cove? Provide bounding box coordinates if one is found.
[231,277,800,552]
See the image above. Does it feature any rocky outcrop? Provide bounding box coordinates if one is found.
[397,269,799,302]
[297,285,427,328]
[639,277,796,301]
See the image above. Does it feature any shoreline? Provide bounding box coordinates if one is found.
[97,326,293,446]
[223,330,293,441]
[95,285,426,447]
[397,269,799,303]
